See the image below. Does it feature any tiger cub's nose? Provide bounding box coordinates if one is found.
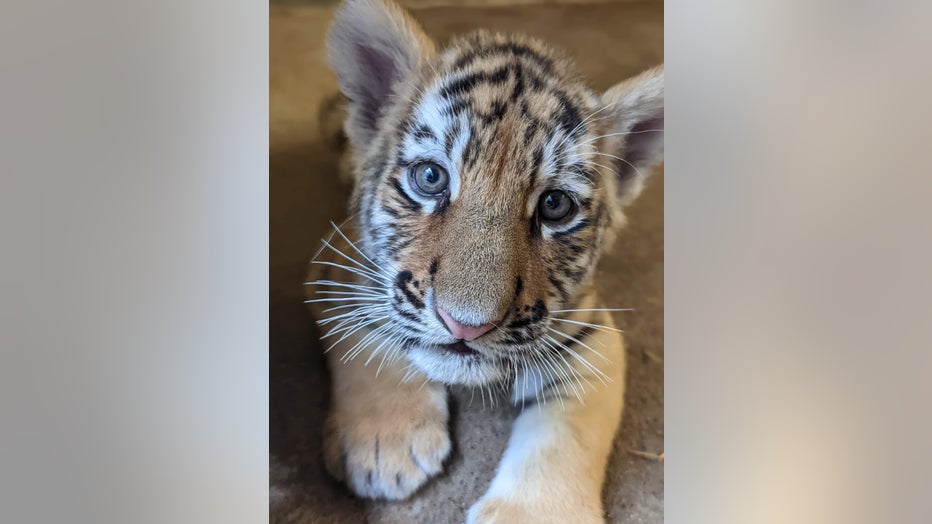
[437,308,495,341]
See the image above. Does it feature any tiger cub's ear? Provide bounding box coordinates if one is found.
[601,65,664,206]
[327,0,435,147]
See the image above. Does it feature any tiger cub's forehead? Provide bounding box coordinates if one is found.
[398,33,601,196]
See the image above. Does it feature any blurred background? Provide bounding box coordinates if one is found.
[270,0,663,522]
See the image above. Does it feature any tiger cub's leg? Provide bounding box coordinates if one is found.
[322,335,451,500]
[468,312,626,523]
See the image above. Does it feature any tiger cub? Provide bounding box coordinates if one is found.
[306,0,663,521]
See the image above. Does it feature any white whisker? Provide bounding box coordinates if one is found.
[567,151,647,182]
[520,359,529,411]
[537,347,570,396]
[368,325,405,368]
[317,305,385,325]
[322,307,388,334]
[328,220,399,277]
[541,337,593,392]
[311,257,389,285]
[318,237,388,278]
[305,279,382,292]
[574,128,664,149]
[576,160,622,179]
[341,321,392,362]
[373,331,406,374]
[537,350,571,409]
[553,105,613,152]
[544,334,612,384]
[322,302,384,314]
[315,290,384,298]
[304,297,380,304]
[550,308,634,313]
[550,317,622,333]
[320,309,381,331]
[548,326,612,364]
[340,319,392,359]
[328,315,389,351]
[311,213,358,262]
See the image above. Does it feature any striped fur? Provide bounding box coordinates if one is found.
[307,0,663,519]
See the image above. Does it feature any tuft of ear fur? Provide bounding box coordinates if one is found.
[327,0,434,148]
[601,64,664,207]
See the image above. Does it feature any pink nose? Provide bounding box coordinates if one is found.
[437,308,495,341]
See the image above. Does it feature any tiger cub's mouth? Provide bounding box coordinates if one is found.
[438,340,478,356]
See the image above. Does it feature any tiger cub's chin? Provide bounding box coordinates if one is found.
[404,344,509,387]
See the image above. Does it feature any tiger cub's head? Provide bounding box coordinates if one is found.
[325,0,663,385]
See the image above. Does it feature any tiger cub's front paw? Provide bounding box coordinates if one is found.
[467,497,603,524]
[323,391,451,500]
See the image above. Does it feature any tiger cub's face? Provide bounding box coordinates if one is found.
[326,0,663,386]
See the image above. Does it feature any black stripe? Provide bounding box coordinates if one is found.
[510,64,525,102]
[555,91,583,137]
[509,299,547,329]
[451,43,556,73]
[566,242,585,255]
[394,151,408,170]
[526,70,546,90]
[564,163,597,185]
[553,219,591,239]
[444,121,461,154]
[530,300,547,322]
[381,203,400,218]
[439,66,511,100]
[412,124,436,142]
[508,316,533,330]
[395,307,421,324]
[396,323,427,336]
[396,236,414,252]
[462,133,481,170]
[395,270,425,309]
[559,259,588,282]
[523,125,537,147]
[480,99,507,123]
[389,178,422,213]
[504,331,538,344]
[443,98,471,118]
[548,273,569,302]
[529,146,544,184]
[529,215,541,238]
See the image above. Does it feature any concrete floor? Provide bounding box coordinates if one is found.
[270,2,663,522]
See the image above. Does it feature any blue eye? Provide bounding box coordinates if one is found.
[538,190,576,222]
[410,162,449,195]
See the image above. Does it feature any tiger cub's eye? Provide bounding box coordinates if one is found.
[538,190,576,222]
[410,162,449,195]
